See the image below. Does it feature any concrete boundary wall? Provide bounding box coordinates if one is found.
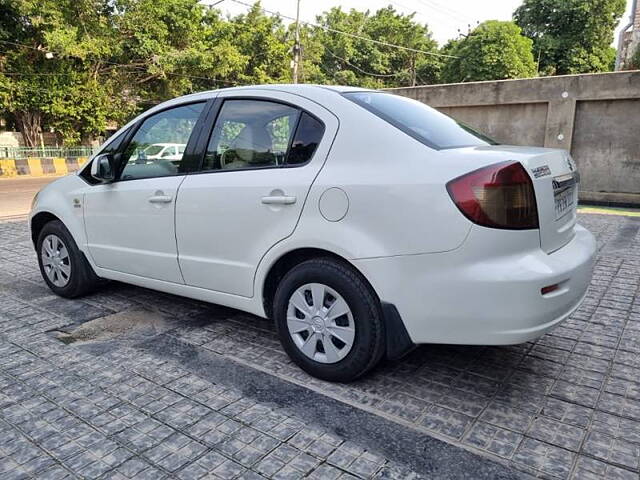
[390,71,640,205]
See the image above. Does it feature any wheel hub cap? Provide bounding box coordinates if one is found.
[286,283,355,364]
[41,234,71,288]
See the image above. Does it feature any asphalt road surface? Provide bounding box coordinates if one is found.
[0,176,60,218]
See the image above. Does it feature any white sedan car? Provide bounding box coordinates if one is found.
[138,143,187,162]
[30,85,596,382]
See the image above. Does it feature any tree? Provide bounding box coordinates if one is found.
[514,0,626,75]
[223,3,291,85]
[0,0,134,146]
[0,0,248,145]
[310,6,441,88]
[111,0,247,99]
[441,21,536,83]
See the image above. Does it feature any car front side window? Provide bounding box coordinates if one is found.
[119,102,205,181]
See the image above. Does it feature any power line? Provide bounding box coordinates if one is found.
[324,48,403,78]
[415,0,476,23]
[387,0,469,29]
[228,0,458,59]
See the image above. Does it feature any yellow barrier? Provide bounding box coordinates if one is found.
[0,156,91,178]
[27,157,45,177]
[0,159,17,177]
[53,157,68,175]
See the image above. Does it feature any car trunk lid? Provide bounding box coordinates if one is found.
[442,145,579,253]
[523,149,579,253]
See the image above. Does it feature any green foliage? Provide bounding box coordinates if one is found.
[441,21,536,83]
[0,0,626,146]
[225,4,290,85]
[45,77,135,145]
[0,0,134,145]
[310,6,442,88]
[514,0,626,75]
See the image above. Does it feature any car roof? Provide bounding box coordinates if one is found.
[169,84,375,105]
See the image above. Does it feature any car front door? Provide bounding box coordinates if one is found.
[175,91,338,297]
[83,101,208,283]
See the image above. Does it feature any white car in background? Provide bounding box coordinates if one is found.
[29,85,596,382]
[141,143,186,161]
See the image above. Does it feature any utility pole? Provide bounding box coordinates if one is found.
[292,0,301,83]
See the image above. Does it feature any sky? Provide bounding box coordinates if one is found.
[204,0,635,48]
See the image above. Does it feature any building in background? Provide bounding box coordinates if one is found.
[617,0,640,69]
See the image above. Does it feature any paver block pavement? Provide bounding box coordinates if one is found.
[0,213,639,478]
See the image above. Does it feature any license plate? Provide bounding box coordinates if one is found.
[554,185,575,220]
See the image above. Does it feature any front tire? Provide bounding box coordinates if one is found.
[273,258,385,382]
[37,220,100,298]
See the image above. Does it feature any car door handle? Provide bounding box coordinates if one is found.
[148,195,173,204]
[261,195,297,205]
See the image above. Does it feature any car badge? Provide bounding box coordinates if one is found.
[531,165,551,178]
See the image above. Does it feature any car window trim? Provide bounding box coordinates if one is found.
[193,96,326,175]
[282,111,303,166]
[111,99,213,184]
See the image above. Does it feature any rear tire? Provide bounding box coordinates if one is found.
[273,258,385,382]
[37,220,100,298]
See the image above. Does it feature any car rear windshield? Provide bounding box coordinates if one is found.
[343,91,498,150]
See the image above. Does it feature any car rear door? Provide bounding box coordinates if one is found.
[175,89,338,297]
[83,101,209,282]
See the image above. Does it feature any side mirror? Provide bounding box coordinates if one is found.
[90,153,115,182]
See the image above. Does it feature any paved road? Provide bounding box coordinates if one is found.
[0,176,60,218]
[0,213,639,479]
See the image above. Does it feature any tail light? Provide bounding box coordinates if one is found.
[446,161,538,230]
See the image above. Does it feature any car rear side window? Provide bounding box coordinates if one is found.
[285,112,325,166]
[343,91,497,150]
[201,99,324,172]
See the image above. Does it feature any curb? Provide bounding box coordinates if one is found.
[578,206,640,217]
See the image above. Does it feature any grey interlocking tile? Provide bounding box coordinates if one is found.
[572,455,637,480]
[598,392,640,419]
[526,416,586,451]
[419,405,473,439]
[464,421,523,458]
[591,410,640,444]
[212,459,247,479]
[550,380,601,408]
[582,431,640,471]
[513,438,575,479]
[307,462,342,480]
[479,401,535,433]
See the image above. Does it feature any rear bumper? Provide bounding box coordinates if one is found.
[354,224,596,345]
